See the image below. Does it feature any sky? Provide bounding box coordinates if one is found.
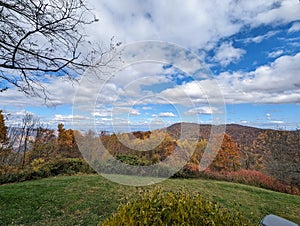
[1,0,300,132]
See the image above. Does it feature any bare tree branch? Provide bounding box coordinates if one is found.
[0,0,121,99]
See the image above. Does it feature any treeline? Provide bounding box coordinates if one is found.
[251,130,300,191]
[0,110,83,175]
[0,110,299,194]
[83,129,296,194]
[100,131,241,173]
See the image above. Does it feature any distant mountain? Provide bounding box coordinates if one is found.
[166,122,280,161]
[166,122,264,143]
[166,122,300,188]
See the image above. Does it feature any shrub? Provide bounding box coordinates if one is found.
[40,158,95,176]
[30,158,45,172]
[93,159,176,178]
[172,165,298,195]
[115,154,152,166]
[0,165,19,176]
[0,158,96,184]
[202,169,297,195]
[101,187,252,226]
[172,164,201,178]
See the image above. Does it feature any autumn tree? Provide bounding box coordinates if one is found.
[0,113,40,167]
[209,134,241,172]
[255,130,300,190]
[100,131,178,165]
[0,110,11,164]
[28,127,57,162]
[187,139,207,166]
[0,0,121,97]
[0,110,8,143]
[57,123,81,158]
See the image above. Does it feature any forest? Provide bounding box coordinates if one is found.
[0,110,299,195]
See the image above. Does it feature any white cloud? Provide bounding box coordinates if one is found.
[264,113,284,125]
[2,0,300,130]
[88,0,240,49]
[270,120,284,124]
[239,119,289,129]
[159,81,202,106]
[157,112,176,117]
[53,114,89,121]
[87,0,300,50]
[219,52,300,103]
[288,22,300,33]
[160,52,300,105]
[213,42,246,66]
[239,53,300,93]
[92,110,112,117]
[268,50,284,58]
[142,106,152,110]
[2,0,299,110]
[129,109,140,116]
[244,31,279,43]
[159,79,225,106]
[244,0,300,27]
[186,106,221,115]
[101,118,111,121]
[79,51,300,120]
[0,76,77,108]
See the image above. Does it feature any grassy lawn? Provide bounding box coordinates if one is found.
[0,174,299,225]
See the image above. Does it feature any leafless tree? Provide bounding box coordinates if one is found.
[21,114,39,168]
[29,126,57,162]
[10,113,40,168]
[0,0,121,99]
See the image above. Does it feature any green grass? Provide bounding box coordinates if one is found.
[0,174,299,225]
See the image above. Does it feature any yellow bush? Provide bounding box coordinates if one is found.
[101,187,252,226]
[30,158,45,172]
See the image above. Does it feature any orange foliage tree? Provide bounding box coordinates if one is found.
[57,123,81,158]
[209,134,241,172]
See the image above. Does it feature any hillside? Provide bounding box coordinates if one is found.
[0,175,299,225]
[1,121,298,194]
[166,122,300,189]
[93,122,299,191]
[166,122,265,169]
[167,122,264,144]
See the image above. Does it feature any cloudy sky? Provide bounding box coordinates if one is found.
[1,0,300,131]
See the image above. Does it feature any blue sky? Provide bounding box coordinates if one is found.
[1,0,300,131]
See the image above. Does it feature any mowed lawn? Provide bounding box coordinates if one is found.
[0,174,299,225]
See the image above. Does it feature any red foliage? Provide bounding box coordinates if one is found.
[202,169,299,195]
[181,163,298,195]
[185,163,200,172]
